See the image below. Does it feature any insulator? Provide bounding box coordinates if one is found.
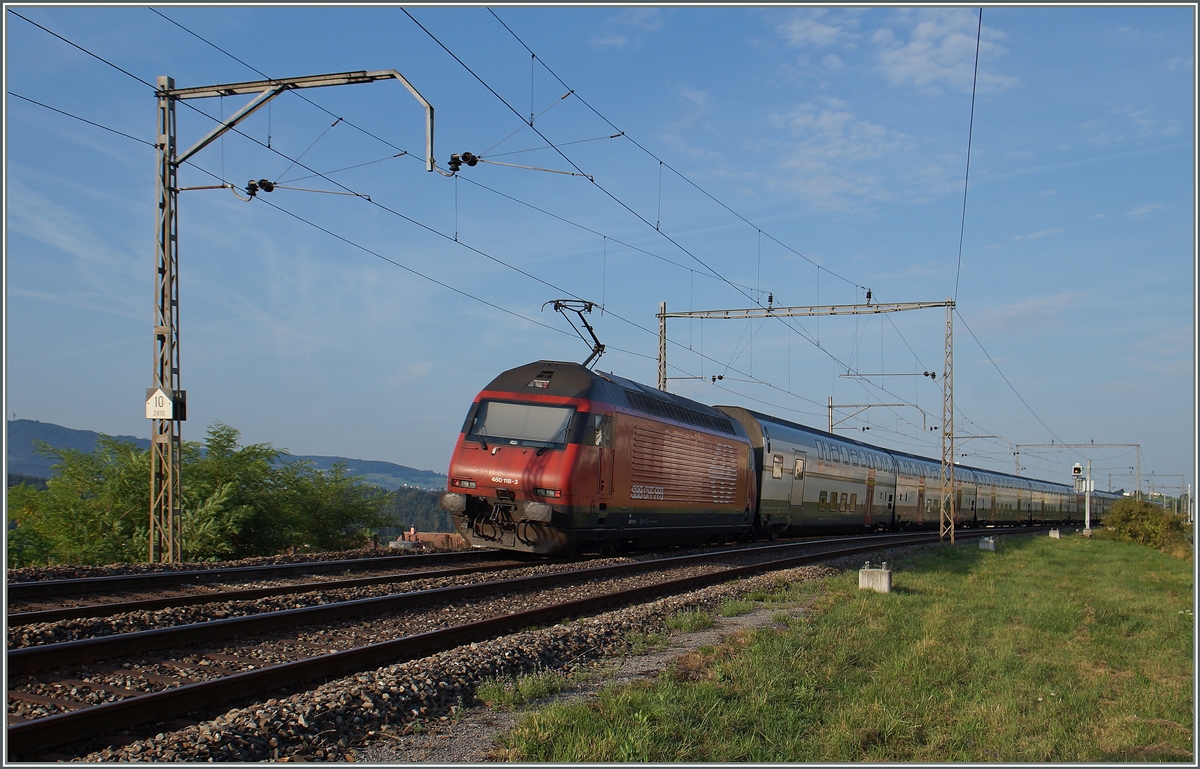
[258,179,275,193]
[461,151,479,167]
[246,180,259,197]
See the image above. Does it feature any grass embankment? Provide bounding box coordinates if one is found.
[494,535,1194,762]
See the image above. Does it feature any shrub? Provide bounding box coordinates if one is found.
[1100,498,1192,558]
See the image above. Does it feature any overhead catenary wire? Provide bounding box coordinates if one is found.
[486,7,866,293]
[404,8,941,442]
[7,91,155,148]
[10,17,817,415]
[459,10,956,437]
[10,8,920,446]
[479,9,1037,453]
[142,6,908,426]
[16,8,1033,467]
[954,7,983,304]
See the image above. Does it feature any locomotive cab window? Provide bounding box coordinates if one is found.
[772,454,784,479]
[466,400,577,450]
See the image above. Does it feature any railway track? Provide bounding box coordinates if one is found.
[6,529,1019,758]
[7,558,532,626]
[6,548,505,603]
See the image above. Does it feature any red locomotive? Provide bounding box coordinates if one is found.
[439,360,757,554]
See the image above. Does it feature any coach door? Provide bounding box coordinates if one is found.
[789,451,807,506]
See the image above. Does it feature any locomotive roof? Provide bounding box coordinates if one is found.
[483,361,745,439]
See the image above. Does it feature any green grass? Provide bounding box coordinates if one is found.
[493,536,1194,762]
[717,599,757,617]
[624,631,670,655]
[475,670,572,709]
[665,610,715,632]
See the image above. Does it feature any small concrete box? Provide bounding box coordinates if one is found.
[979,537,996,551]
[859,561,892,594]
[1049,529,1061,539]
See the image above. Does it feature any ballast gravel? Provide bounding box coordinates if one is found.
[71,564,838,763]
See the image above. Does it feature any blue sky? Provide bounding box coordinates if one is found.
[4,5,1195,497]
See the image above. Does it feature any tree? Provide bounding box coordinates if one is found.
[6,436,150,565]
[383,488,455,534]
[5,421,389,565]
[280,461,389,552]
[185,422,288,557]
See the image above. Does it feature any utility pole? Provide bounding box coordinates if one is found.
[1085,458,1092,531]
[147,71,434,563]
[657,298,956,542]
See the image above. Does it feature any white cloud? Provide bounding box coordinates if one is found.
[5,174,144,318]
[822,54,845,71]
[764,99,908,209]
[1011,227,1064,242]
[591,9,663,48]
[779,15,844,48]
[872,8,1018,94]
[1127,203,1166,217]
[973,293,1076,336]
[1082,105,1181,147]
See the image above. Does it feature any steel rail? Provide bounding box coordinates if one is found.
[7,561,527,626]
[6,550,502,600]
[6,532,937,676]
[7,530,996,757]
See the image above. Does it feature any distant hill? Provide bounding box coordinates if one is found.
[5,420,446,491]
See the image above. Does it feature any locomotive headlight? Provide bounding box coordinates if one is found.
[452,478,477,489]
[534,488,562,498]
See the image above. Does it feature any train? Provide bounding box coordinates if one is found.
[439,360,1121,555]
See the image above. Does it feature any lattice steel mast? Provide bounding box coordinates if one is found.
[148,71,434,563]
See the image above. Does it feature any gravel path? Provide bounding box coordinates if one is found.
[356,603,808,762]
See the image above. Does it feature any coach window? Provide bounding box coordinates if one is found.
[772,454,784,479]
[818,491,828,510]
[840,493,849,512]
[794,457,805,480]
[850,493,858,512]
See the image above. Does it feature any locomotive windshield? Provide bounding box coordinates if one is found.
[467,400,576,450]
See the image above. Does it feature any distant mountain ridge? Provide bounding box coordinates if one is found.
[5,419,447,491]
